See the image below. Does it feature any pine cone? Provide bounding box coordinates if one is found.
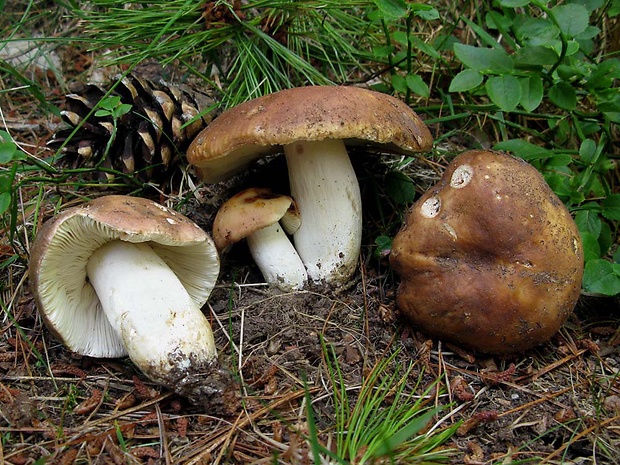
[48,74,217,184]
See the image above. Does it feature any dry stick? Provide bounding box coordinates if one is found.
[155,403,172,465]
[523,349,588,382]
[182,388,318,465]
[497,381,588,419]
[544,413,620,461]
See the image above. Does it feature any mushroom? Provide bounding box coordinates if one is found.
[213,187,307,291]
[29,195,229,404]
[390,150,584,355]
[187,86,433,286]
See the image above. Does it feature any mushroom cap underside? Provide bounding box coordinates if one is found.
[29,195,220,358]
[390,150,584,354]
[187,86,434,183]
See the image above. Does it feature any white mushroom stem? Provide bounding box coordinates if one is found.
[284,139,362,284]
[246,223,308,291]
[86,240,217,388]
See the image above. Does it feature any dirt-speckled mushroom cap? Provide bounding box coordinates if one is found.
[390,150,583,355]
[212,188,298,251]
[29,195,220,358]
[186,86,434,183]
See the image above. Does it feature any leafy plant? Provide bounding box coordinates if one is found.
[448,0,620,296]
[369,0,441,101]
[0,130,25,216]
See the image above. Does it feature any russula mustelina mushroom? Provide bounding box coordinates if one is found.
[213,188,307,291]
[29,195,230,404]
[390,150,584,355]
[187,86,433,286]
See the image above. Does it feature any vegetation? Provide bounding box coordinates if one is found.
[1,0,619,463]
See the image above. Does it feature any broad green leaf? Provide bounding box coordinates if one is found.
[580,231,601,261]
[391,74,407,94]
[0,141,17,164]
[449,69,483,92]
[514,45,559,67]
[486,75,522,111]
[598,221,613,256]
[494,139,553,160]
[453,43,514,73]
[405,74,430,98]
[548,82,577,110]
[578,139,597,163]
[373,0,408,20]
[575,209,602,237]
[515,17,559,43]
[519,75,544,112]
[582,259,620,296]
[551,4,589,38]
[374,235,392,259]
[409,35,441,59]
[602,194,620,221]
[412,5,439,20]
[385,171,416,204]
[499,0,530,6]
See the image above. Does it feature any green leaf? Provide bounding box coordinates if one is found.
[405,74,430,98]
[499,0,530,6]
[486,75,522,111]
[373,0,409,20]
[602,194,620,221]
[375,235,393,259]
[412,5,439,20]
[519,75,544,112]
[0,192,10,215]
[515,17,559,43]
[391,74,407,94]
[548,82,577,110]
[514,45,559,67]
[551,4,590,38]
[494,139,554,160]
[449,69,483,92]
[409,35,441,59]
[580,231,601,261]
[0,141,17,164]
[575,209,602,237]
[582,259,620,296]
[385,171,416,204]
[578,139,597,163]
[453,43,514,73]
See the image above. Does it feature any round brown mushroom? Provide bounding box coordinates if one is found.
[390,150,584,355]
[213,187,307,290]
[187,85,433,286]
[29,195,228,404]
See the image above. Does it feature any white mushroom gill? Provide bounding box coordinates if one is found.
[283,139,362,285]
[246,223,308,291]
[86,240,217,386]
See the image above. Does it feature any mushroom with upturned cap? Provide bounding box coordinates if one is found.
[29,195,233,406]
[187,86,433,286]
[390,150,584,355]
[213,187,307,291]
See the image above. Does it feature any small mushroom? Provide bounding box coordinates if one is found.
[187,86,433,286]
[213,188,307,291]
[29,195,229,404]
[390,150,584,355]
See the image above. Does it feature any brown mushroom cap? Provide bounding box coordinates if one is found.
[29,195,220,357]
[212,188,298,251]
[390,150,584,355]
[186,86,433,182]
